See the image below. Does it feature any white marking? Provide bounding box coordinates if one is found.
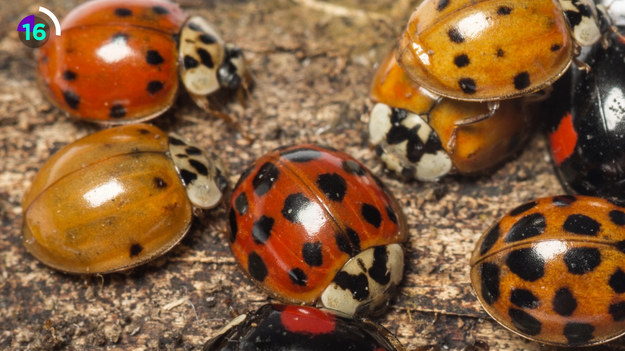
[83,180,123,207]
[534,240,568,261]
[96,35,133,64]
[456,12,491,40]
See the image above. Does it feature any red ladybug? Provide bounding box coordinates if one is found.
[228,145,407,316]
[37,0,249,124]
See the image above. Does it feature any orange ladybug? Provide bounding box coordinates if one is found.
[22,124,227,274]
[369,49,535,181]
[37,0,249,124]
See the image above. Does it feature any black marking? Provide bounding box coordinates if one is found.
[563,214,601,235]
[479,223,500,255]
[361,203,382,228]
[146,50,164,65]
[179,169,197,185]
[610,302,625,321]
[386,205,398,224]
[553,195,576,206]
[510,289,540,309]
[447,27,464,43]
[564,247,601,274]
[618,240,625,254]
[497,6,512,15]
[333,271,369,301]
[281,193,311,223]
[552,287,577,316]
[234,193,248,215]
[459,78,476,94]
[480,262,500,305]
[342,160,366,176]
[63,70,77,81]
[152,5,170,14]
[563,322,595,345]
[454,54,470,68]
[169,136,186,146]
[316,173,347,202]
[609,268,625,293]
[551,43,562,51]
[513,72,530,90]
[153,176,167,189]
[610,210,625,226]
[228,208,237,242]
[109,104,126,118]
[252,162,279,196]
[509,201,537,216]
[437,0,449,11]
[289,268,307,286]
[506,248,545,282]
[508,308,541,336]
[336,227,361,257]
[248,252,268,282]
[496,48,505,57]
[62,90,80,109]
[302,242,323,267]
[183,55,199,69]
[504,213,546,243]
[129,243,143,257]
[197,48,214,68]
[252,215,274,244]
[114,8,132,17]
[368,246,391,285]
[187,22,202,31]
[280,148,323,162]
[185,146,202,155]
[199,33,217,44]
[386,124,410,144]
[146,81,164,95]
[138,129,151,135]
[189,159,209,176]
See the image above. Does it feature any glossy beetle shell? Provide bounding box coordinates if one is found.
[228,144,407,316]
[470,195,625,346]
[396,0,573,101]
[203,304,404,351]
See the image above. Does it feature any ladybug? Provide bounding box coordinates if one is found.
[228,144,407,316]
[203,304,404,351]
[37,0,249,124]
[545,27,625,200]
[22,124,227,274]
[369,49,535,181]
[470,195,625,346]
[395,0,603,102]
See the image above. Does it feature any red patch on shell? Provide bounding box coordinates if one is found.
[548,113,577,166]
[279,305,336,335]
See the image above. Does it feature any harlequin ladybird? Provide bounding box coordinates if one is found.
[396,0,604,101]
[37,0,249,124]
[545,27,625,200]
[369,49,535,181]
[22,124,227,274]
[204,304,404,351]
[228,144,407,316]
[470,195,625,346]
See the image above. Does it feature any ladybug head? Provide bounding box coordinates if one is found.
[217,44,248,91]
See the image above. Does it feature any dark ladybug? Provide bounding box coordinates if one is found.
[203,304,404,351]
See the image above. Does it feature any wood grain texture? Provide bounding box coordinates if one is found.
[2,0,625,350]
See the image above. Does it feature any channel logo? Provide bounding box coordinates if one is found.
[18,7,60,48]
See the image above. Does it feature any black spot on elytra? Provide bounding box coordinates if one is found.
[197,48,214,68]
[609,268,625,293]
[228,208,237,242]
[199,33,217,44]
[179,169,197,185]
[336,227,361,257]
[62,90,80,109]
[513,72,531,90]
[506,248,545,282]
[459,78,476,94]
[248,251,268,282]
[146,81,164,95]
[610,301,625,321]
[552,287,577,316]
[564,247,601,274]
[551,43,562,51]
[504,213,546,243]
[563,322,595,345]
[497,6,512,15]
[138,128,151,135]
[610,210,625,226]
[253,162,279,196]
[146,50,164,65]
[189,159,209,176]
[362,203,382,228]
[553,195,576,206]
[509,201,538,216]
[386,205,398,224]
[183,55,199,69]
[114,8,132,17]
[480,262,500,305]
[510,289,540,309]
[152,5,169,14]
[342,160,366,176]
[368,246,391,285]
[480,223,500,255]
[509,308,541,336]
[252,215,274,244]
[563,214,601,235]
[316,173,347,202]
[496,48,505,57]
[289,268,307,286]
[302,242,323,267]
[234,193,248,215]
[333,271,369,301]
[437,0,449,11]
[618,240,625,254]
[280,148,323,162]
[109,104,126,118]
[447,27,464,43]
[281,193,311,223]
[63,70,77,81]
[454,54,470,68]
[153,176,167,189]
[129,243,143,257]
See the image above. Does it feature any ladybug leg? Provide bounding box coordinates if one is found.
[447,101,499,155]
